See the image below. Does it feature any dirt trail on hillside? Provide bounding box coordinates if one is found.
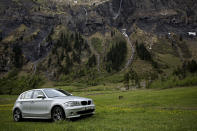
[121,29,135,71]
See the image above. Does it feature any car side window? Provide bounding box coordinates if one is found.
[33,90,44,99]
[24,91,33,99]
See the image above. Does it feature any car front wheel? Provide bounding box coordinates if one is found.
[13,108,22,122]
[52,106,65,122]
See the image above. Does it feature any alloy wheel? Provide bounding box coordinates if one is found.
[52,107,65,121]
[13,109,22,122]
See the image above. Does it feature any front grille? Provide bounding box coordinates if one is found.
[77,109,95,114]
[81,100,92,105]
[81,101,87,105]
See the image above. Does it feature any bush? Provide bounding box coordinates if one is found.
[106,40,127,72]
[0,71,44,95]
[136,43,152,61]
[87,55,96,67]
[149,75,197,89]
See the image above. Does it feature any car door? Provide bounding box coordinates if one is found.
[20,90,34,117]
[30,90,51,118]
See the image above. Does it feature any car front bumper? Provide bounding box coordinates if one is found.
[64,105,95,118]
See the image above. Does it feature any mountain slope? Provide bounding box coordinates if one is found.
[0,0,197,81]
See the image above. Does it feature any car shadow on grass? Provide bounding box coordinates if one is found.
[69,114,94,121]
[20,119,52,123]
[20,114,94,123]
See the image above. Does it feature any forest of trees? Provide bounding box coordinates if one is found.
[123,68,139,89]
[106,40,127,72]
[12,43,23,68]
[48,30,89,75]
[87,54,96,67]
[0,31,2,41]
[136,43,152,61]
[173,60,197,78]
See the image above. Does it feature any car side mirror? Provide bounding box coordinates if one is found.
[37,95,45,99]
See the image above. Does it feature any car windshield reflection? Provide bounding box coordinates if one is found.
[43,89,71,98]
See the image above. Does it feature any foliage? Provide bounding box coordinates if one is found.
[149,60,197,89]
[136,42,159,69]
[183,60,197,73]
[136,43,152,61]
[87,55,96,67]
[177,41,191,58]
[12,43,23,68]
[47,30,90,75]
[123,68,139,88]
[91,37,102,53]
[0,70,44,95]
[149,75,197,89]
[106,40,127,72]
[0,31,2,41]
[173,60,197,79]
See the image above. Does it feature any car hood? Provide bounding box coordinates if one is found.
[52,96,90,101]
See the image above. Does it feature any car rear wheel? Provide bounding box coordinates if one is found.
[13,109,22,122]
[52,106,65,122]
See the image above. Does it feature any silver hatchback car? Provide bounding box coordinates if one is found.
[13,88,95,122]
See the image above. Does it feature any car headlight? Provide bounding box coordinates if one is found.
[64,101,80,107]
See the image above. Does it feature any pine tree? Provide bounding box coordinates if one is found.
[87,55,96,67]
[0,31,2,41]
[136,43,152,61]
[12,44,23,68]
[106,40,127,71]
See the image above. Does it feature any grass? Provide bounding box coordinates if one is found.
[91,37,103,54]
[132,59,154,78]
[149,75,197,89]
[2,24,28,43]
[157,53,181,68]
[0,87,197,131]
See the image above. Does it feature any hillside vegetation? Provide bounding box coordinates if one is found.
[0,0,197,95]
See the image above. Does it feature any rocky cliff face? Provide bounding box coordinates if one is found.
[96,0,197,33]
[0,0,197,75]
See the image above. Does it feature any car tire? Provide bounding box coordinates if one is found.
[51,106,65,122]
[13,108,22,122]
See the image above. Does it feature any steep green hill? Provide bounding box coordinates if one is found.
[0,0,197,92]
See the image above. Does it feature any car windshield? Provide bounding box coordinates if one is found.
[43,89,71,98]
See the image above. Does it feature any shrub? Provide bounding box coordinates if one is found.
[106,40,127,72]
[136,43,152,61]
[149,75,197,89]
[87,55,96,67]
[0,71,44,95]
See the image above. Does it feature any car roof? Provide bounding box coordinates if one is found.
[21,88,56,93]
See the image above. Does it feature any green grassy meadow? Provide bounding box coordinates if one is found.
[0,87,197,131]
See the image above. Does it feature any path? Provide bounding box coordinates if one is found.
[121,29,135,71]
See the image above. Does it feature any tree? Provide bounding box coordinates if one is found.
[87,55,96,67]
[123,73,130,89]
[184,60,197,73]
[12,44,23,68]
[0,31,2,41]
[136,43,152,61]
[123,69,139,89]
[106,40,127,71]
